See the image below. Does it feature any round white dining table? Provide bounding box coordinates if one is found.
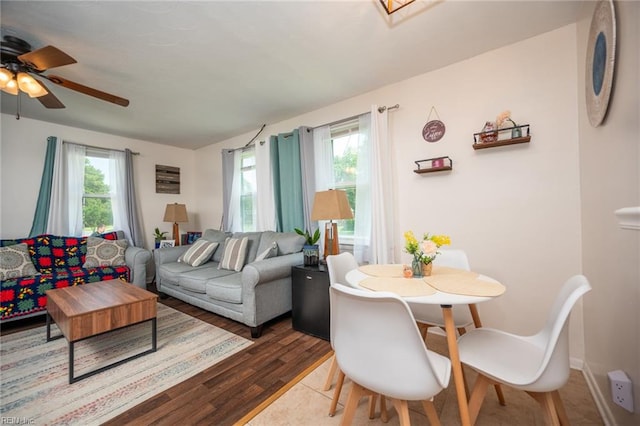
[345,266,506,426]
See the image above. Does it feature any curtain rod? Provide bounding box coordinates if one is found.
[312,104,399,130]
[63,141,140,155]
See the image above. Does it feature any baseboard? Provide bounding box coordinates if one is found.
[583,361,615,426]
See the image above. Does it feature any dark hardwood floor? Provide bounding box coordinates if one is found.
[1,294,332,426]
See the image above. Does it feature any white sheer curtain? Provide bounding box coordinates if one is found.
[110,150,132,243]
[312,124,334,255]
[368,105,394,264]
[226,150,243,232]
[255,142,276,231]
[354,114,372,263]
[47,141,85,235]
[313,125,334,191]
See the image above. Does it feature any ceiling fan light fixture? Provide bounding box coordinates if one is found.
[0,68,13,88]
[17,72,48,97]
[1,78,18,95]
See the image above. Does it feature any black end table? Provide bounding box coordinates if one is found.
[291,264,330,340]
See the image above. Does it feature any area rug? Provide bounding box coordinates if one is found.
[1,304,253,425]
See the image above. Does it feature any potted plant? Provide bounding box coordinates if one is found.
[154,227,168,249]
[295,228,321,266]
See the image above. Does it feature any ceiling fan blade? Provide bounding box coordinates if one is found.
[33,79,65,109]
[18,46,77,71]
[46,75,129,107]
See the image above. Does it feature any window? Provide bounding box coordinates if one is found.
[240,149,257,231]
[83,149,113,235]
[330,118,359,244]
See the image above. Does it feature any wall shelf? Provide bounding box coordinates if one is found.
[473,124,531,150]
[414,156,452,174]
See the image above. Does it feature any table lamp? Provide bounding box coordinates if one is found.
[311,189,354,260]
[163,203,188,246]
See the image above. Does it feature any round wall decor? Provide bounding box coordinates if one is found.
[585,0,616,127]
[422,120,445,142]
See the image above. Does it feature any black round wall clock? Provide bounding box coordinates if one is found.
[585,0,616,127]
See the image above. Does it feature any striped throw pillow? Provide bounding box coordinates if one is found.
[178,240,219,267]
[218,237,249,272]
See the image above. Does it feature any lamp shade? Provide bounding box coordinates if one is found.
[311,190,353,221]
[163,203,188,223]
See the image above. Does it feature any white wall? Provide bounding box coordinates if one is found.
[577,1,640,424]
[199,25,587,356]
[0,116,198,249]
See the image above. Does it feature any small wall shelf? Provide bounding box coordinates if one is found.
[473,124,531,150]
[414,156,452,174]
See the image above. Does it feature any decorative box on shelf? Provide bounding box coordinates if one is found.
[413,156,453,174]
[473,124,531,150]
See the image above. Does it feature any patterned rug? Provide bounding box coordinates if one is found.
[1,304,253,425]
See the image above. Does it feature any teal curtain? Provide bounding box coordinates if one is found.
[271,130,304,232]
[29,136,58,236]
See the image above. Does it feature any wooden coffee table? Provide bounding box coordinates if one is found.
[46,279,158,384]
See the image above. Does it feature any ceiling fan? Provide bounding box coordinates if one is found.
[0,35,129,109]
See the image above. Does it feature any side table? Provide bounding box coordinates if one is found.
[291,264,330,340]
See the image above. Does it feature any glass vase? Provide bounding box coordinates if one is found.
[411,258,423,278]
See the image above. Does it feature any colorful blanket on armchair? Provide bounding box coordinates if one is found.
[0,233,129,321]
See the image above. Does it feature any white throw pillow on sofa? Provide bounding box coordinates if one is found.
[255,242,278,261]
[178,240,219,267]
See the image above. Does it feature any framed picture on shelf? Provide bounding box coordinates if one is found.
[159,239,175,248]
[187,231,202,244]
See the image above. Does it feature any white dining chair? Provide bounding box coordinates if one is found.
[408,248,505,405]
[457,275,592,425]
[330,283,451,425]
[324,252,359,416]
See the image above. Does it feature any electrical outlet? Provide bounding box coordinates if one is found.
[608,370,634,413]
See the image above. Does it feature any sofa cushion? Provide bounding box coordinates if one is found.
[0,243,39,280]
[178,265,236,293]
[206,273,243,304]
[273,231,305,255]
[201,229,232,262]
[178,240,219,267]
[218,237,249,272]
[83,237,127,267]
[255,242,278,261]
[231,232,262,264]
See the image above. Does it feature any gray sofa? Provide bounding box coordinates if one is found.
[154,229,305,337]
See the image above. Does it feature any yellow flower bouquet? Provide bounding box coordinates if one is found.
[404,231,451,277]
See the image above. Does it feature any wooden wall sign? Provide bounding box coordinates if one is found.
[422,106,446,142]
[423,120,446,142]
[156,165,180,194]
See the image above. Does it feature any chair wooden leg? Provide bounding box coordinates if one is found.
[380,396,389,423]
[468,373,492,425]
[368,394,378,419]
[526,391,560,426]
[329,369,346,416]
[340,382,367,426]
[418,322,430,340]
[551,390,570,426]
[494,384,506,406]
[422,400,441,426]
[323,354,338,391]
[391,399,411,426]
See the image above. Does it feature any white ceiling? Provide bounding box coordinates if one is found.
[1,1,585,150]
